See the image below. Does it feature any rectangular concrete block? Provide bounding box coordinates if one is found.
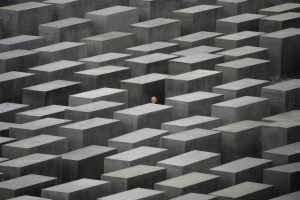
[85,6,138,34]
[158,150,221,178]
[113,103,173,133]
[2,134,68,159]
[0,35,47,52]
[0,136,17,156]
[101,165,166,193]
[39,17,94,43]
[69,87,128,107]
[171,45,224,56]
[9,118,71,139]
[0,122,16,137]
[165,69,222,98]
[65,100,126,121]
[0,103,29,123]
[104,146,168,172]
[262,110,300,123]
[98,188,165,200]
[161,115,222,134]
[126,42,179,56]
[125,53,177,77]
[43,0,82,20]
[22,80,81,108]
[259,3,300,16]
[165,91,224,119]
[170,193,218,200]
[217,0,251,17]
[155,172,220,199]
[160,128,221,157]
[0,174,57,200]
[81,32,135,56]
[61,145,117,182]
[212,96,270,125]
[213,78,270,100]
[59,117,121,150]
[269,191,300,200]
[130,18,181,44]
[108,128,169,152]
[214,120,268,162]
[28,60,85,83]
[121,73,170,107]
[0,153,60,179]
[74,65,130,91]
[42,179,111,200]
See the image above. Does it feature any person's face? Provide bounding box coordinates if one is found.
[151,96,157,104]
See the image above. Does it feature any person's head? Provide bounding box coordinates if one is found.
[151,96,157,104]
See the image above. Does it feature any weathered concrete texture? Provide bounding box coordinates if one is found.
[170,193,218,200]
[39,17,94,43]
[0,102,29,123]
[0,136,17,155]
[0,2,53,37]
[126,42,179,56]
[43,0,82,20]
[212,96,270,125]
[168,53,224,75]
[85,6,138,34]
[262,110,300,123]
[181,0,217,8]
[81,32,135,56]
[130,18,181,44]
[5,195,52,200]
[217,0,251,17]
[171,45,223,56]
[260,12,300,33]
[98,188,165,200]
[0,35,47,52]
[269,190,300,200]
[0,122,16,137]
[259,3,300,16]
[260,28,300,79]
[114,103,173,133]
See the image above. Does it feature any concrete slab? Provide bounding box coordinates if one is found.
[0,103,29,123]
[171,45,224,56]
[98,188,165,200]
[126,42,179,56]
[0,35,46,52]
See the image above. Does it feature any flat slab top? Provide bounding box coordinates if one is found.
[4,134,65,148]
[156,172,219,188]
[87,5,137,15]
[217,46,267,57]
[62,145,116,161]
[214,78,269,90]
[67,100,124,112]
[5,195,51,200]
[34,42,85,52]
[263,120,300,129]
[82,32,133,41]
[216,57,269,68]
[29,60,83,72]
[262,110,300,122]
[262,28,300,39]
[99,188,163,200]
[166,91,223,103]
[0,122,15,131]
[262,79,300,91]
[214,120,267,132]
[0,136,16,144]
[61,117,119,130]
[109,128,168,143]
[266,162,300,173]
[162,115,220,127]
[40,17,92,28]
[170,53,223,64]
[106,146,167,161]
[171,193,217,200]
[213,96,268,108]
[260,3,300,13]
[264,142,300,156]
[132,18,179,28]
[218,13,266,23]
[162,128,220,141]
[210,157,271,173]
[126,53,177,64]
[0,2,51,11]
[0,71,34,82]
[102,165,165,178]
[217,31,265,41]
[0,102,28,113]
[263,12,300,21]
[0,174,56,190]
[211,182,273,198]
[18,105,68,117]
[0,153,59,168]
[127,42,178,52]
[0,35,43,45]
[158,150,219,167]
[70,87,126,99]
[167,69,221,81]
[0,49,38,59]
[121,73,170,84]
[114,103,172,116]
[24,80,80,92]
[173,31,222,42]
[80,53,131,63]
[174,5,222,13]
[12,118,70,130]
[172,46,223,56]
[76,65,129,76]
[43,179,108,193]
